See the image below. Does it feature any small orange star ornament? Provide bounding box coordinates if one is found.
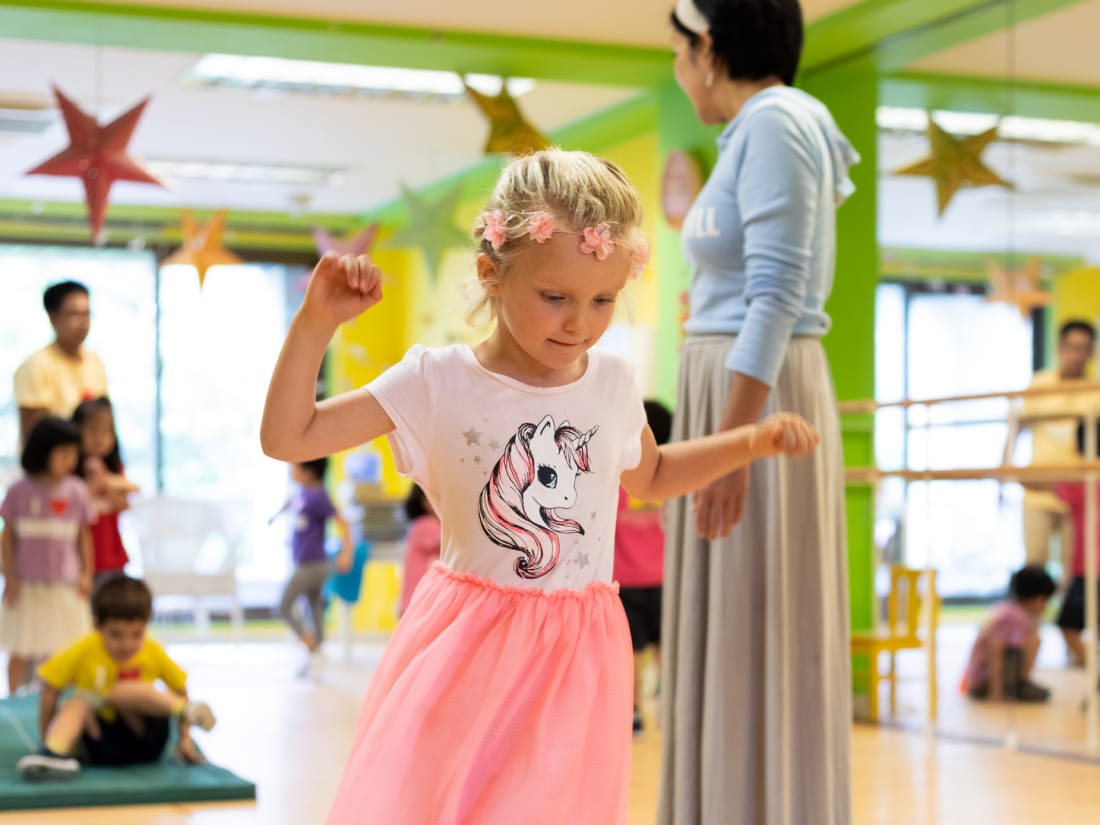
[986,258,1052,317]
[161,210,244,287]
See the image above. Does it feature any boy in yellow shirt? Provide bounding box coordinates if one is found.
[17,576,217,781]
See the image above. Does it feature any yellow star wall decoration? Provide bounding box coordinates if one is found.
[894,119,1012,216]
[464,80,551,156]
[986,258,1052,317]
[386,183,469,284]
[160,209,244,287]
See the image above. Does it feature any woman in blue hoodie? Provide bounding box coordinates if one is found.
[659,3,859,825]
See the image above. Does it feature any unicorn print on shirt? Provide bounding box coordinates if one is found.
[478,414,598,579]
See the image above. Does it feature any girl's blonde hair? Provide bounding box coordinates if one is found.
[467,148,646,325]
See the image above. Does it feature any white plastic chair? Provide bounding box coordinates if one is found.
[122,497,245,639]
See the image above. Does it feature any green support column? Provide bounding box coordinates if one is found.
[654,77,719,406]
[801,65,879,695]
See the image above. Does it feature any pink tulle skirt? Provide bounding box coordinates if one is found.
[326,563,633,825]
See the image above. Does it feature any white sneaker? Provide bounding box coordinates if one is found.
[183,700,217,731]
[18,752,80,781]
[296,649,325,681]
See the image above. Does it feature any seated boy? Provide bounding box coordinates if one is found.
[963,564,1057,703]
[17,576,217,781]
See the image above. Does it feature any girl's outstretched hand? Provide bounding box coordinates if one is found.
[750,413,819,458]
[301,252,384,328]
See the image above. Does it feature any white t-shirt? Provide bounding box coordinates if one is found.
[368,345,647,592]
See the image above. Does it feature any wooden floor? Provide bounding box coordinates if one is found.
[6,639,1100,824]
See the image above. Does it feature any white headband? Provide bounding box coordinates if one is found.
[675,0,710,34]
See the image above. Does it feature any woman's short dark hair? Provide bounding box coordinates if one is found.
[72,396,123,474]
[21,416,81,475]
[671,0,804,87]
[1009,564,1056,602]
[404,484,430,522]
[92,576,153,624]
[43,280,89,314]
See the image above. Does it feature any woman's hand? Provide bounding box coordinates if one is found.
[750,413,819,458]
[693,467,750,541]
[78,573,93,599]
[3,578,20,607]
[301,253,384,329]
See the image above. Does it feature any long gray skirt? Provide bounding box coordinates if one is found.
[658,335,851,825]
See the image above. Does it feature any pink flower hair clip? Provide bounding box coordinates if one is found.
[628,239,650,280]
[579,222,614,261]
[480,209,508,251]
[526,211,556,244]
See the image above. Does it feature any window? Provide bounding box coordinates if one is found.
[875,281,1035,597]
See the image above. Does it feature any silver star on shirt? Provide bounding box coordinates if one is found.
[463,428,483,446]
[575,552,590,570]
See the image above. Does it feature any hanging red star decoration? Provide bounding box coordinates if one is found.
[161,210,244,287]
[25,86,164,242]
[312,223,380,258]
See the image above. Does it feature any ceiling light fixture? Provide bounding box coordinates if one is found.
[188,54,535,102]
[877,106,1100,147]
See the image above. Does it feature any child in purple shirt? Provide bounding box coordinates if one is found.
[964,564,1056,702]
[0,417,94,693]
[274,457,352,678]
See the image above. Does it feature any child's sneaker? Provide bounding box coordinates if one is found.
[632,706,644,736]
[296,649,325,681]
[1016,681,1051,703]
[17,749,80,782]
[183,700,217,731]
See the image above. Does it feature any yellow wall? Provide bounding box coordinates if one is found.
[1053,266,1100,377]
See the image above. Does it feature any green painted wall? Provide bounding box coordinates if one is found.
[800,64,879,639]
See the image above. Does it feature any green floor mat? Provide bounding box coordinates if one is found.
[0,694,255,811]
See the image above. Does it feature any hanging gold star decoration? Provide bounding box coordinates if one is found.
[894,119,1012,216]
[464,79,551,156]
[26,86,164,242]
[385,183,468,284]
[160,209,244,287]
[986,258,1052,317]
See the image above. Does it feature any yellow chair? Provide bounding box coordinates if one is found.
[851,566,939,722]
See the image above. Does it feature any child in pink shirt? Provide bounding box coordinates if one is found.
[964,565,1056,702]
[613,399,672,734]
[397,485,441,617]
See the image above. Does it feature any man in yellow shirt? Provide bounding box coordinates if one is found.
[16,576,216,781]
[13,281,108,449]
[1006,320,1098,565]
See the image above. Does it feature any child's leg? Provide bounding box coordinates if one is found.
[307,577,327,646]
[279,566,317,651]
[6,655,29,695]
[43,696,96,756]
[108,682,216,730]
[1023,630,1041,680]
[17,696,94,781]
[1062,628,1087,666]
[632,651,646,709]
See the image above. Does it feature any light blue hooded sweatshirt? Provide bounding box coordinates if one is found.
[681,85,860,387]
